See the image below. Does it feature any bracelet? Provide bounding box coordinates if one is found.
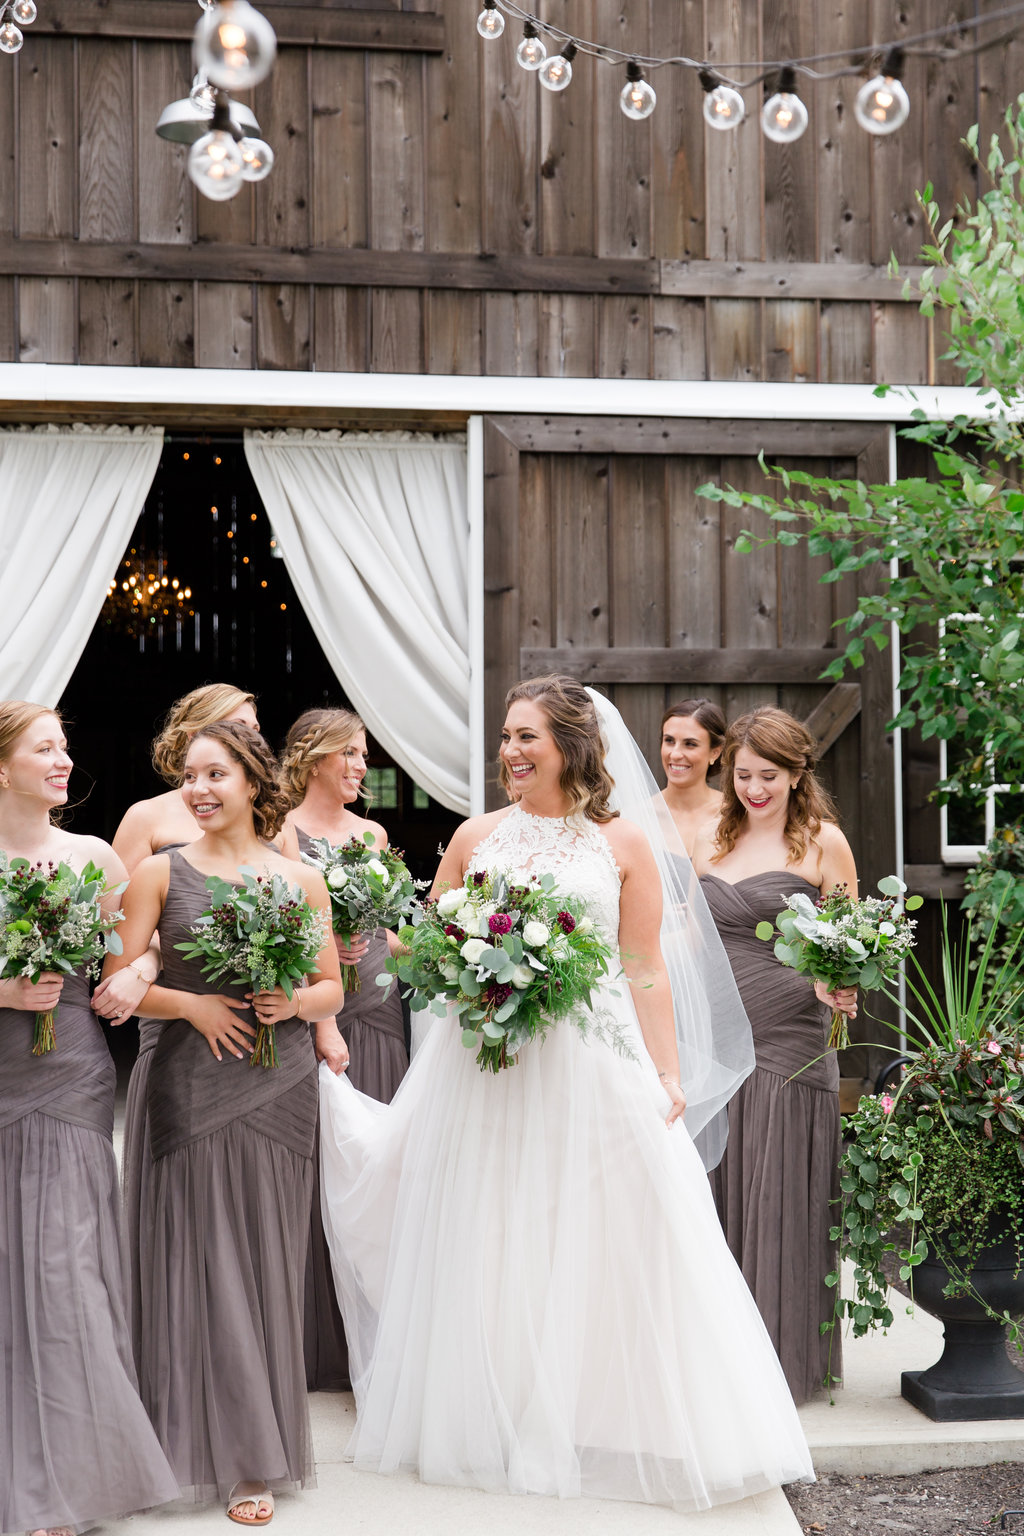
[293,993,303,1022]
[128,962,155,988]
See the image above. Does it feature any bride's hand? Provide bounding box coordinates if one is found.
[814,979,857,1019]
[315,1017,350,1074]
[661,1078,686,1128]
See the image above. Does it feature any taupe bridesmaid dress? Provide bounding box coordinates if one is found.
[0,972,180,1532]
[295,825,408,1391]
[137,849,318,1498]
[701,871,842,1404]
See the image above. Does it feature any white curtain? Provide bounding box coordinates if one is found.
[244,429,470,813]
[0,424,164,705]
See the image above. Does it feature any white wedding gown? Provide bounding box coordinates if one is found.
[319,806,814,1511]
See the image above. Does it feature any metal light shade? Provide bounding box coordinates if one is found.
[155,94,259,146]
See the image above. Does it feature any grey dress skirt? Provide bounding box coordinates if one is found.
[295,826,408,1391]
[701,872,842,1405]
[137,849,318,1499]
[0,971,179,1533]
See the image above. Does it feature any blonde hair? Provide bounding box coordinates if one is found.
[0,702,65,821]
[499,675,617,824]
[714,706,838,865]
[152,683,256,785]
[280,707,368,805]
[187,722,290,843]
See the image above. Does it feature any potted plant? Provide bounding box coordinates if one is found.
[829,905,1024,1420]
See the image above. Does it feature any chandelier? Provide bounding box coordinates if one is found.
[0,0,38,54]
[156,0,278,202]
[104,550,195,637]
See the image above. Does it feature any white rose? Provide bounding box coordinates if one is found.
[456,904,484,936]
[510,963,534,989]
[575,916,593,935]
[436,887,467,917]
[461,938,487,965]
[327,868,348,890]
[366,857,390,885]
[440,961,460,983]
[549,936,570,961]
[522,920,550,948]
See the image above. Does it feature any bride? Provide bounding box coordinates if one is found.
[319,675,814,1511]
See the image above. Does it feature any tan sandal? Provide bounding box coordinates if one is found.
[226,1482,274,1526]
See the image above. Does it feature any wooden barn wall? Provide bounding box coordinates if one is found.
[0,0,1014,379]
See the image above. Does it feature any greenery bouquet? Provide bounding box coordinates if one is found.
[300,831,425,991]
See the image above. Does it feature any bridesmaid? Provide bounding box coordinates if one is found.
[0,701,179,1535]
[106,722,344,1523]
[692,707,857,1404]
[281,708,406,1393]
[659,697,726,855]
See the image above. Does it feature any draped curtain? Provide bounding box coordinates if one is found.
[244,429,470,813]
[0,424,164,705]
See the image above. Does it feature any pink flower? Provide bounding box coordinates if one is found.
[986,1040,1002,1055]
[880,1094,895,1114]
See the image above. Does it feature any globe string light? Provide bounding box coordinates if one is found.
[0,0,39,56]
[478,0,1024,141]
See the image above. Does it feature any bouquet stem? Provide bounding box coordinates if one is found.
[340,962,362,993]
[476,1039,513,1073]
[32,1009,56,1056]
[250,1020,280,1070]
[827,1010,850,1052]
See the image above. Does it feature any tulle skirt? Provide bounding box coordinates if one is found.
[319,1006,814,1512]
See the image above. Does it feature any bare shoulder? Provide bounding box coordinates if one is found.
[596,816,656,873]
[359,817,389,849]
[449,809,509,856]
[126,850,172,899]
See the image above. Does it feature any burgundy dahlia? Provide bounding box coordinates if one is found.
[488,912,513,935]
[484,981,513,1008]
[555,910,576,934]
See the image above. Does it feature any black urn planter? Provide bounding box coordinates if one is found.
[901,1228,1024,1421]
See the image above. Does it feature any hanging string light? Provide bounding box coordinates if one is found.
[620,60,656,121]
[854,48,911,135]
[0,0,38,55]
[700,69,744,132]
[760,67,808,144]
[515,19,546,71]
[476,0,505,41]
[539,40,576,92]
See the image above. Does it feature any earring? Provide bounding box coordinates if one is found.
[312,767,319,776]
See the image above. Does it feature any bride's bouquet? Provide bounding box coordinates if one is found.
[383,868,618,1072]
[0,853,125,1055]
[175,868,328,1068]
[300,832,425,992]
[755,875,922,1050]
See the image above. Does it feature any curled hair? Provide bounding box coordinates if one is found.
[186,722,290,842]
[713,706,837,865]
[500,675,617,824]
[280,707,368,806]
[0,700,62,769]
[661,697,726,779]
[152,683,257,785]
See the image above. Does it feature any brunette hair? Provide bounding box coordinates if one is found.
[186,722,290,842]
[660,697,726,778]
[499,675,617,824]
[280,707,369,805]
[713,706,837,865]
[151,683,257,785]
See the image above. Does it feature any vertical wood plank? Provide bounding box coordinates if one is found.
[608,454,667,760]
[651,0,705,259]
[868,0,923,269]
[426,290,482,374]
[667,454,722,654]
[0,51,14,238]
[597,296,651,379]
[79,278,137,365]
[761,0,818,262]
[704,1,762,262]
[138,279,195,366]
[538,293,595,377]
[256,284,311,370]
[820,301,873,383]
[311,50,366,248]
[79,39,135,242]
[815,6,871,264]
[593,0,651,260]
[538,0,594,257]
[425,1,481,253]
[254,48,311,248]
[137,42,195,244]
[552,454,609,649]
[19,277,76,361]
[483,292,539,376]
[873,301,929,384]
[483,418,521,806]
[312,286,369,372]
[653,297,707,380]
[764,299,818,382]
[480,8,537,254]
[368,53,425,251]
[706,298,762,380]
[922,0,978,227]
[196,174,253,245]
[370,286,424,371]
[197,281,254,368]
[518,452,554,662]
[719,453,778,719]
[977,9,1024,153]
[0,279,15,361]
[19,38,76,237]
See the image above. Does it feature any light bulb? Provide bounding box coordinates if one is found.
[189,70,217,112]
[0,20,23,51]
[515,22,546,70]
[188,128,245,200]
[239,135,274,181]
[855,71,910,135]
[539,43,576,92]
[194,0,277,91]
[476,3,504,39]
[620,64,655,121]
[11,0,36,25]
[702,82,744,130]
[760,71,808,143]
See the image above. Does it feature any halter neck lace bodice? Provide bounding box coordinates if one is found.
[468,806,622,949]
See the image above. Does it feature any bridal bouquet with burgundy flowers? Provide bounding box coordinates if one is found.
[382,868,618,1072]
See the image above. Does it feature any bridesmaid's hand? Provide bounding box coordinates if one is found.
[815,979,858,1019]
[92,966,152,1023]
[188,994,255,1061]
[335,932,370,965]
[0,971,63,1013]
[248,986,302,1027]
[315,1017,350,1075]
[661,1078,687,1128]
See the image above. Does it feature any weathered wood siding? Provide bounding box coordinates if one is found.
[0,0,1007,379]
